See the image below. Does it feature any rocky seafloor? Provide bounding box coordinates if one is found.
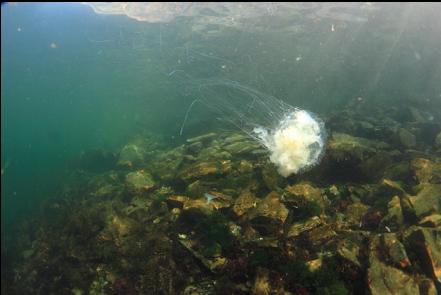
[2,99,441,295]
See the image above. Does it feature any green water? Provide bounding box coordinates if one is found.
[2,3,441,294]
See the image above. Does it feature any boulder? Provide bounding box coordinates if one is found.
[367,235,420,295]
[324,132,393,181]
[409,184,441,219]
[232,190,259,217]
[404,226,441,285]
[411,158,441,184]
[247,192,289,236]
[118,144,144,167]
[125,170,155,193]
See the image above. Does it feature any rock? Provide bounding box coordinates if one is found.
[179,237,227,273]
[409,184,441,219]
[165,195,189,209]
[197,145,232,161]
[418,214,441,228]
[436,132,441,148]
[183,199,216,215]
[414,122,441,147]
[283,182,326,210]
[286,216,323,239]
[336,231,368,280]
[180,192,232,216]
[125,170,155,192]
[362,209,385,231]
[186,132,217,144]
[380,196,404,230]
[223,133,249,144]
[360,151,394,180]
[378,178,407,197]
[186,141,203,154]
[411,158,441,184]
[247,192,289,236]
[223,140,261,155]
[151,146,185,181]
[367,235,420,295]
[397,128,416,148]
[261,164,285,191]
[237,160,254,174]
[303,224,337,249]
[383,161,413,181]
[186,180,209,198]
[324,132,392,181]
[123,195,153,219]
[380,233,411,269]
[91,184,120,199]
[417,277,438,295]
[404,226,441,285]
[232,190,259,217]
[179,160,232,181]
[252,267,271,295]
[182,280,217,295]
[118,144,144,167]
[202,191,233,210]
[344,202,369,227]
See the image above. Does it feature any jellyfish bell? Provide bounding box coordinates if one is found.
[252,108,327,177]
[176,78,327,177]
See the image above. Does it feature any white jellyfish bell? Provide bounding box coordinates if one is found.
[178,78,327,177]
[252,108,326,177]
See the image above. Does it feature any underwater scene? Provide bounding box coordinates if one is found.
[1,2,441,294]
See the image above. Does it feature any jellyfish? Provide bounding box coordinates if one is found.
[177,78,327,177]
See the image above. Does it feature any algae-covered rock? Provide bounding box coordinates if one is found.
[380,233,411,269]
[418,214,441,228]
[336,232,364,269]
[304,224,338,249]
[344,202,370,227]
[404,226,441,284]
[286,216,323,239]
[186,132,217,144]
[436,132,441,148]
[411,158,441,184]
[186,180,210,198]
[397,128,416,148]
[261,163,285,191]
[151,145,185,181]
[283,183,326,219]
[324,132,393,181]
[380,195,404,230]
[409,184,441,219]
[179,160,232,181]
[123,195,153,219]
[165,195,189,209]
[125,170,155,192]
[247,191,289,236]
[367,235,420,295]
[232,189,259,217]
[179,238,227,273]
[117,144,144,167]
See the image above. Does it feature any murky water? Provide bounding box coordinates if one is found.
[2,3,441,294]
